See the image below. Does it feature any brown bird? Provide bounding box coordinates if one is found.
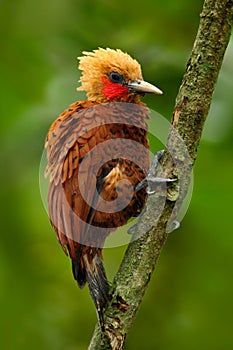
[45,48,162,329]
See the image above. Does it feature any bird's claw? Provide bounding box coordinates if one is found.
[166,220,180,233]
[136,150,177,196]
[171,220,180,231]
[145,176,177,195]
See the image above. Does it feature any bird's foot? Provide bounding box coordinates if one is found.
[168,220,180,232]
[136,150,178,199]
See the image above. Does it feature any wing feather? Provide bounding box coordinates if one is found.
[46,101,108,259]
[46,101,150,259]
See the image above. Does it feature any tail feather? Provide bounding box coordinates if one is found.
[72,259,86,289]
[72,247,87,288]
[84,253,110,329]
[72,246,110,330]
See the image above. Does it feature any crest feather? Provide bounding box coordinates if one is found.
[77,48,142,102]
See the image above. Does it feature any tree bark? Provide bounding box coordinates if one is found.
[88,0,233,349]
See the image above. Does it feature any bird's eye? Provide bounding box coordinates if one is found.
[109,72,124,84]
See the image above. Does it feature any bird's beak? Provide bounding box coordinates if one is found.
[127,79,163,95]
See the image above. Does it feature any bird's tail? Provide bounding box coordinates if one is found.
[72,246,110,330]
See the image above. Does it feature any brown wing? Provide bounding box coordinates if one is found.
[45,101,150,259]
[45,100,103,258]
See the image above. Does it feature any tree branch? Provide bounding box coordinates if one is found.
[88,0,233,349]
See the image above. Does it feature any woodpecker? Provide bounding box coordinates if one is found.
[45,48,163,329]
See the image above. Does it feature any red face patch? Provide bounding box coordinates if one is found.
[101,77,129,100]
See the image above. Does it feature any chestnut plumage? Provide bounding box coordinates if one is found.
[45,48,162,329]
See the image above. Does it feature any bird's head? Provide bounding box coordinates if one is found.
[77,48,162,103]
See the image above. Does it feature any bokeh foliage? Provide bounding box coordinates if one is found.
[0,0,232,349]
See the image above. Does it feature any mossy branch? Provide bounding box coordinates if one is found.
[88,0,233,349]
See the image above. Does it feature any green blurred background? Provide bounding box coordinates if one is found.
[1,0,233,349]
